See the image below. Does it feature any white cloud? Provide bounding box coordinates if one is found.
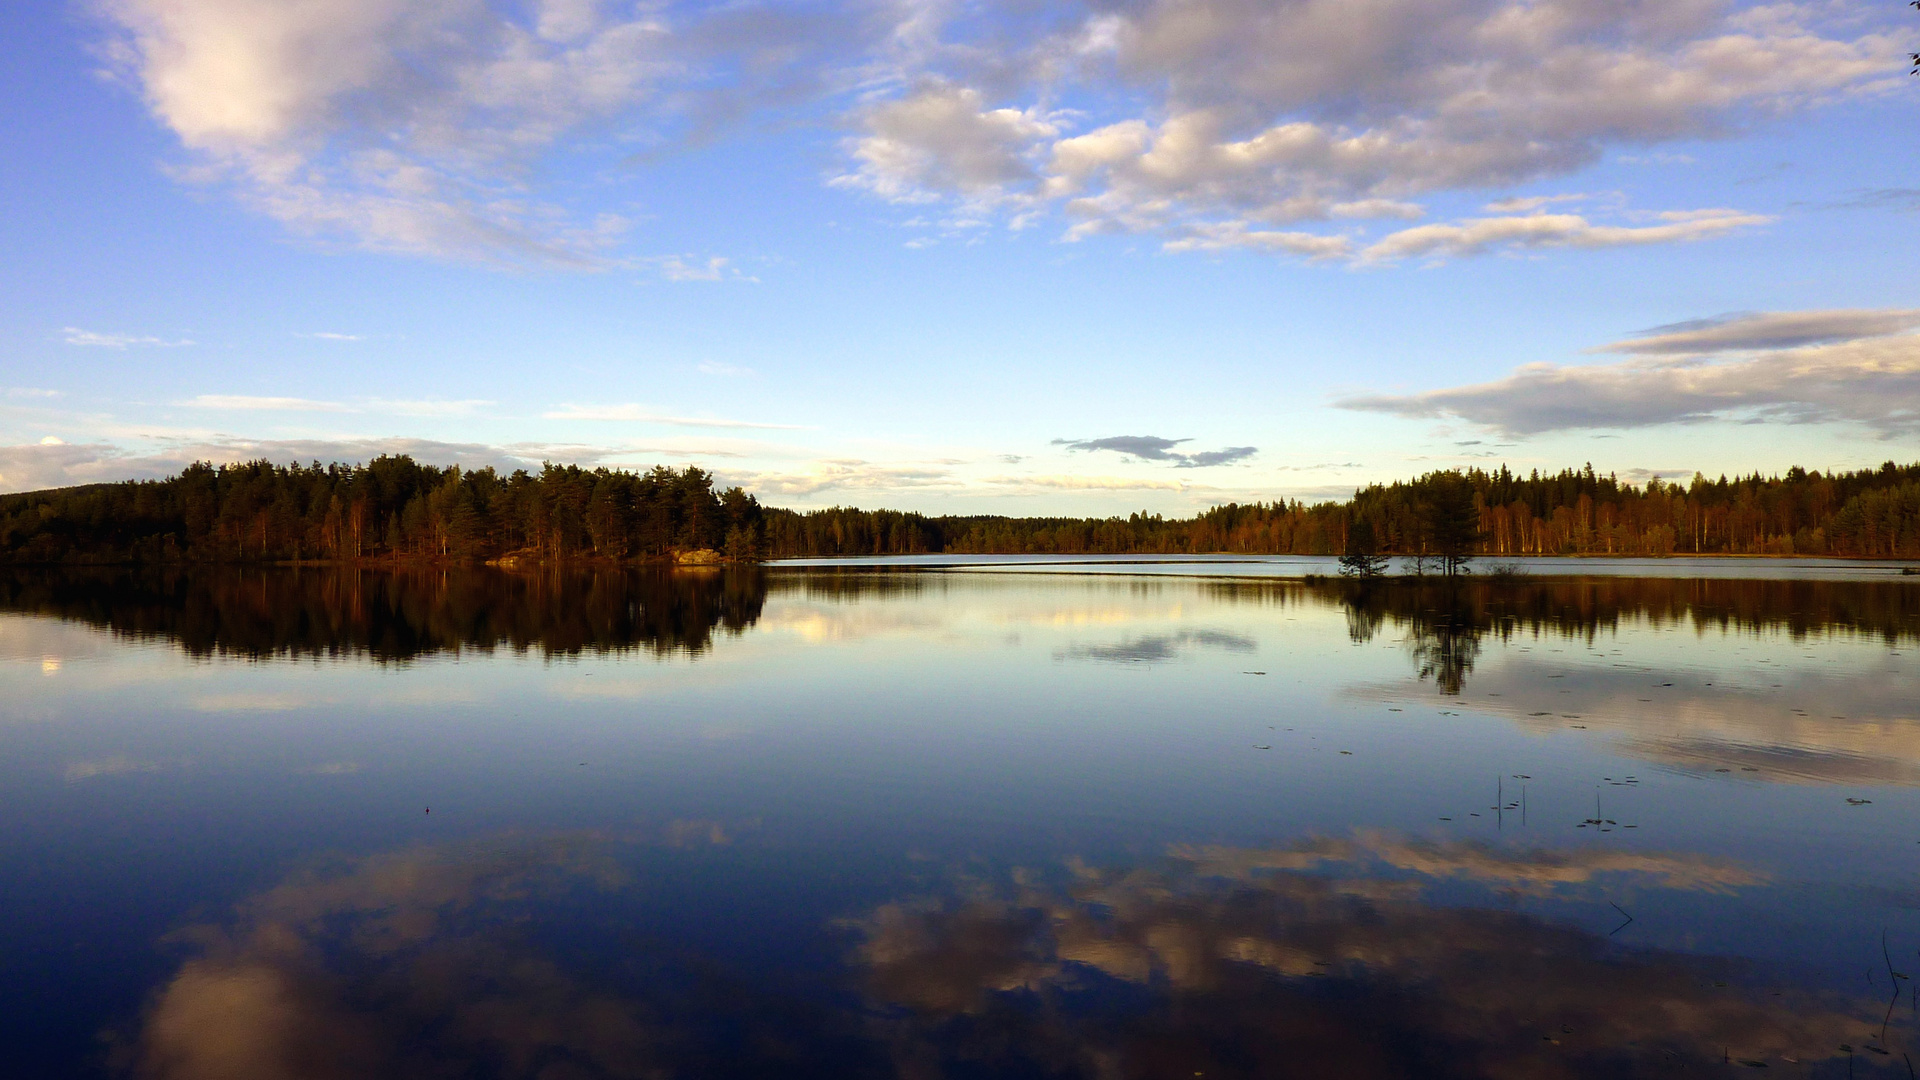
[1598,309,1920,355]
[97,0,1901,268]
[1357,209,1773,263]
[364,398,492,416]
[64,327,193,348]
[1160,222,1353,259]
[984,473,1189,492]
[1339,310,1920,435]
[183,394,350,412]
[179,394,490,415]
[0,437,529,493]
[728,461,961,496]
[837,0,1897,262]
[542,404,807,429]
[99,0,855,263]
[643,255,758,282]
[64,756,179,782]
[0,434,810,494]
[834,82,1061,205]
[303,331,361,341]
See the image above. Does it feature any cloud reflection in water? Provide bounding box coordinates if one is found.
[851,837,1884,1078]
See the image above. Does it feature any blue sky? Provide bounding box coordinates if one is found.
[2,0,1917,511]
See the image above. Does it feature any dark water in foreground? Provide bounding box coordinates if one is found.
[3,565,1919,1078]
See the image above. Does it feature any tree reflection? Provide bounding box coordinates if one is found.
[1310,575,1920,695]
[0,565,768,661]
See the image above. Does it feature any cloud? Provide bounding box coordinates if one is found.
[833,82,1060,206]
[365,398,492,417]
[64,756,179,781]
[852,841,1857,1072]
[1834,187,1920,212]
[1055,435,1257,468]
[0,437,532,493]
[98,0,867,264]
[63,327,192,348]
[836,0,1895,262]
[984,474,1188,492]
[543,404,806,429]
[1339,309,1920,435]
[1598,308,1920,355]
[728,461,960,496]
[97,0,1899,268]
[302,331,361,341]
[646,255,757,282]
[1357,209,1771,263]
[183,394,351,412]
[1061,629,1257,663]
[181,395,491,416]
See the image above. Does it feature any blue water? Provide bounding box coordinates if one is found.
[2,567,1917,1077]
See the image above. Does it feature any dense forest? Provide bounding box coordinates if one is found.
[766,461,1920,559]
[0,457,766,564]
[1,455,1918,563]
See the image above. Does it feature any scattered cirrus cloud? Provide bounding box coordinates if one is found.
[543,404,806,429]
[646,255,759,283]
[184,394,350,413]
[1055,435,1257,468]
[63,327,192,348]
[64,756,183,782]
[724,461,961,496]
[1339,308,1920,436]
[181,395,492,416]
[985,473,1190,492]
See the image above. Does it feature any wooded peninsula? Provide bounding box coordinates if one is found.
[1,455,1916,563]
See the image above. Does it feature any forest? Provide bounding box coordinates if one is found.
[1,455,1917,563]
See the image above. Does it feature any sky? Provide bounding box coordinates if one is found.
[1,0,1918,512]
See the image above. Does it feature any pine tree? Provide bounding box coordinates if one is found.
[1422,472,1484,578]
[1338,516,1390,578]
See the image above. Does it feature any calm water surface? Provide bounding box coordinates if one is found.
[3,565,1919,1078]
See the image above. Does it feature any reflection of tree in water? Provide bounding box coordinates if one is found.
[1407,597,1483,696]
[1203,575,1920,648]
[852,838,1888,1079]
[1335,582,1490,695]
[1303,574,1920,696]
[0,566,767,661]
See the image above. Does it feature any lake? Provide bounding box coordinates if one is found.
[3,561,1918,1078]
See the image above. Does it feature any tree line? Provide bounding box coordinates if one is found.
[2,455,1917,564]
[763,461,1920,560]
[0,456,766,564]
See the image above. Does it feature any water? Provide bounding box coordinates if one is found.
[3,563,1918,1077]
[769,553,1920,581]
